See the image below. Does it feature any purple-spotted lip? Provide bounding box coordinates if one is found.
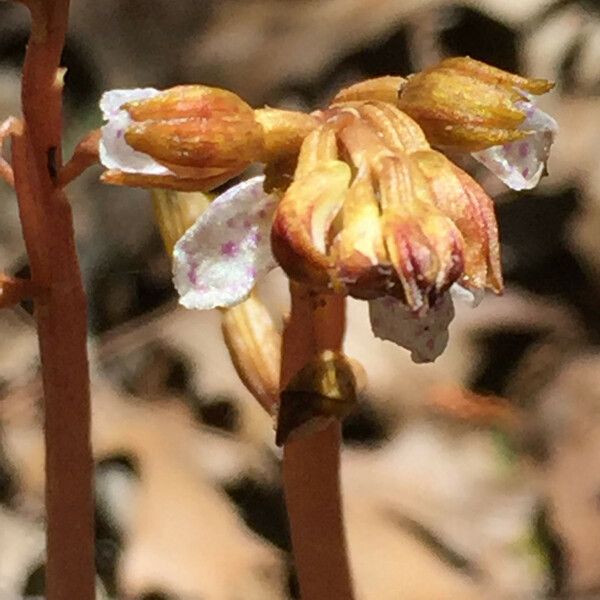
[220,240,239,257]
[518,142,529,158]
[172,176,281,311]
[471,99,557,191]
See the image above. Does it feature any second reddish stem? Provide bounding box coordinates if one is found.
[11,1,95,599]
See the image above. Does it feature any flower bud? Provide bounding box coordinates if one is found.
[124,86,263,171]
[398,56,554,152]
[99,86,264,190]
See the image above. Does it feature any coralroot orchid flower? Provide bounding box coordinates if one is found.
[99,57,557,363]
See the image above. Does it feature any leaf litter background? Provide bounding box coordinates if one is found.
[2,0,600,598]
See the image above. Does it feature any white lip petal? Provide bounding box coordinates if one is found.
[99,88,159,119]
[369,293,455,363]
[472,102,558,191]
[99,115,175,175]
[172,176,280,310]
[99,87,175,175]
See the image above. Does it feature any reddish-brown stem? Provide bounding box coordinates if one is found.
[280,282,355,600]
[11,1,95,599]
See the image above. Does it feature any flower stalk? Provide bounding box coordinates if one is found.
[280,283,355,600]
[10,1,95,598]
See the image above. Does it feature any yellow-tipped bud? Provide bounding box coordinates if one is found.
[398,56,554,151]
[99,86,264,191]
[123,86,264,175]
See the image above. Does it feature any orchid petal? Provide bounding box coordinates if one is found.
[99,88,175,176]
[100,88,159,119]
[472,101,557,191]
[369,293,455,363]
[172,176,279,310]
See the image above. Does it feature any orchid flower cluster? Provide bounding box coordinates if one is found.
[99,57,556,364]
